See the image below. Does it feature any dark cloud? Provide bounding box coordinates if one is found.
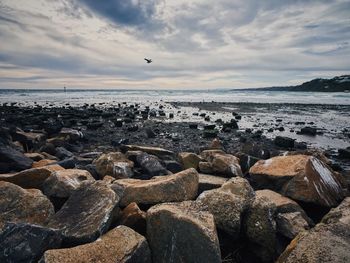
[76,0,160,26]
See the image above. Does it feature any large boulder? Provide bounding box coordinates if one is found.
[249,155,346,207]
[0,165,64,190]
[278,223,350,263]
[278,198,350,263]
[0,222,62,263]
[196,177,254,238]
[46,181,119,246]
[112,168,199,206]
[256,190,313,239]
[0,181,54,230]
[40,226,151,263]
[43,169,95,199]
[147,201,221,263]
[178,152,202,170]
[244,195,278,262]
[0,145,33,172]
[93,152,134,179]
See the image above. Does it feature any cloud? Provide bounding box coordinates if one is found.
[0,0,349,89]
[76,0,161,26]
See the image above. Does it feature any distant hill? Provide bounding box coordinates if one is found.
[233,75,350,92]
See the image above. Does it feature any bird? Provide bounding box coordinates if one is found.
[144,58,152,64]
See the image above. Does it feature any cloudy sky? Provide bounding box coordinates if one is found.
[0,0,349,89]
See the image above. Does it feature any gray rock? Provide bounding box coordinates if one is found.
[0,145,33,172]
[147,201,221,263]
[0,222,62,263]
[46,181,119,246]
[136,152,168,177]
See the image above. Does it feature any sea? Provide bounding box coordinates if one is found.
[0,89,349,106]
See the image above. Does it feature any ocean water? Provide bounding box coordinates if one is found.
[0,89,350,106]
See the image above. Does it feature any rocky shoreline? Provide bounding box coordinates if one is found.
[0,102,349,262]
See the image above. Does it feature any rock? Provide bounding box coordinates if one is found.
[299,126,317,136]
[59,128,83,141]
[178,152,202,170]
[46,181,119,246]
[274,136,295,148]
[200,149,226,161]
[25,152,46,161]
[249,155,345,207]
[147,201,221,263]
[256,190,313,238]
[118,202,146,235]
[338,148,350,159]
[12,129,46,150]
[220,177,256,202]
[203,130,218,138]
[244,195,278,262]
[197,177,254,238]
[0,222,62,263]
[55,146,74,160]
[199,161,214,174]
[237,153,260,174]
[145,128,156,138]
[0,166,63,190]
[32,159,57,168]
[40,226,151,263]
[276,212,311,240]
[93,152,134,179]
[210,138,223,149]
[0,145,33,172]
[0,181,54,230]
[122,145,175,158]
[39,143,57,156]
[198,173,228,194]
[43,169,95,199]
[278,223,350,263]
[136,152,168,177]
[112,168,199,206]
[164,160,182,173]
[321,197,350,225]
[210,153,243,177]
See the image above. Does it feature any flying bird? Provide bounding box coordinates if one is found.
[144,58,152,64]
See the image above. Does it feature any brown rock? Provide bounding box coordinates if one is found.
[211,153,243,177]
[118,202,146,235]
[32,159,56,168]
[40,226,151,263]
[43,169,95,199]
[200,149,226,161]
[93,152,134,179]
[0,181,54,230]
[278,198,350,263]
[209,138,223,149]
[198,173,228,194]
[198,161,213,174]
[178,152,202,170]
[250,155,345,207]
[113,168,199,206]
[147,201,221,263]
[0,166,63,190]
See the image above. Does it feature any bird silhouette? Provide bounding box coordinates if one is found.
[144,58,152,64]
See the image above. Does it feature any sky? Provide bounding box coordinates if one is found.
[0,0,349,89]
